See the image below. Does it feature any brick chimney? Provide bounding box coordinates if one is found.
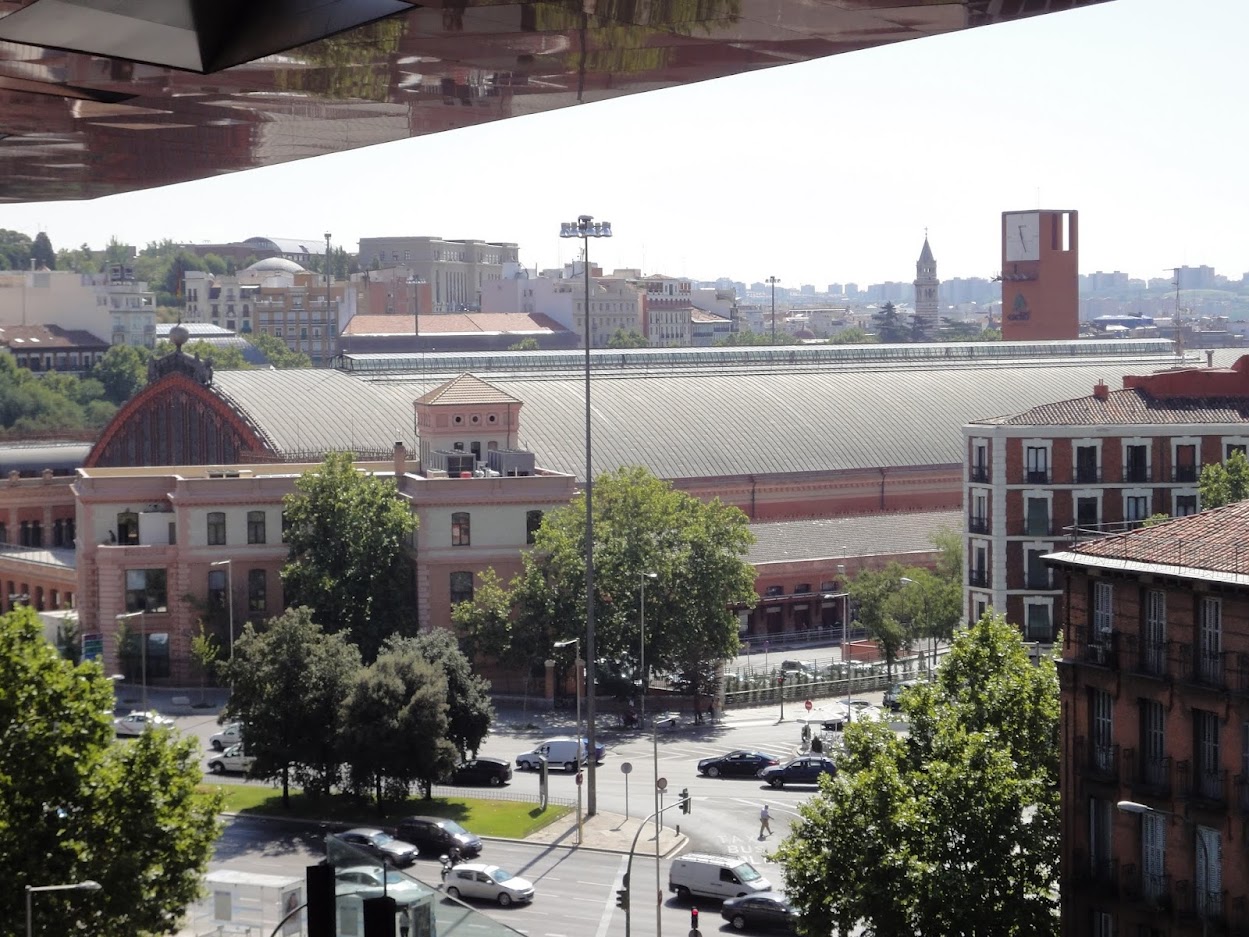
[393,441,407,476]
[1092,381,1109,400]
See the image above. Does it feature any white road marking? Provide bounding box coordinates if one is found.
[594,855,628,937]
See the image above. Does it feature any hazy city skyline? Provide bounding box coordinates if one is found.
[0,0,1241,288]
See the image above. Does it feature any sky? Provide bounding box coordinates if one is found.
[1,0,1244,288]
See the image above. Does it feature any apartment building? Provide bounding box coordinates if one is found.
[0,268,154,350]
[1047,502,1249,936]
[963,356,1249,641]
[357,237,518,313]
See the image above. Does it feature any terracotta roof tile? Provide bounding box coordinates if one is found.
[417,373,520,406]
[1062,501,1249,575]
[342,313,567,337]
[982,387,1249,426]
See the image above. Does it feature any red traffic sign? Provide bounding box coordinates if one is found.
[575,771,584,786]
[804,699,813,711]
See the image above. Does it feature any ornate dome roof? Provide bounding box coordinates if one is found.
[244,256,305,274]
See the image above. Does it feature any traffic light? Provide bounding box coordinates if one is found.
[691,907,700,931]
[616,873,629,910]
[680,787,691,814]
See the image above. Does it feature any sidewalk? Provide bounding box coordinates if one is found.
[521,807,686,856]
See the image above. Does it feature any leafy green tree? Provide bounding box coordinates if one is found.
[153,338,251,371]
[339,642,457,803]
[871,302,909,343]
[92,344,150,404]
[281,451,418,661]
[452,567,519,667]
[714,330,799,346]
[250,331,313,368]
[189,619,220,703]
[1199,448,1249,508]
[55,243,100,274]
[847,564,911,677]
[891,567,961,675]
[828,326,876,344]
[773,612,1059,937]
[607,328,648,348]
[386,629,493,758]
[508,337,540,351]
[0,229,33,271]
[0,606,223,936]
[512,467,756,710]
[223,606,362,806]
[31,231,55,269]
[103,237,133,266]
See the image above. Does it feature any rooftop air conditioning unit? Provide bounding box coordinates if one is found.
[486,448,535,477]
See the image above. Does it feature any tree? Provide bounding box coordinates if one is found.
[511,467,756,710]
[828,326,876,344]
[281,451,418,661]
[222,606,362,806]
[714,330,799,346]
[30,231,55,269]
[847,564,911,677]
[871,302,909,343]
[607,328,648,349]
[249,331,313,368]
[451,567,518,668]
[772,612,1059,937]
[386,629,494,758]
[152,338,251,371]
[92,344,150,404]
[891,567,961,675]
[1199,448,1249,508]
[188,619,220,704]
[508,337,539,352]
[0,229,33,271]
[0,606,223,936]
[338,642,457,804]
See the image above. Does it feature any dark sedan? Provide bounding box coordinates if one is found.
[721,892,799,932]
[330,828,419,867]
[757,756,837,788]
[449,756,513,787]
[697,750,780,779]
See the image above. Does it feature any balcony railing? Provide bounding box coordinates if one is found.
[1076,626,1119,669]
[969,465,990,483]
[1074,465,1102,483]
[1172,465,1199,482]
[1024,572,1053,590]
[1178,760,1227,808]
[1122,633,1171,679]
[1025,469,1051,484]
[1237,774,1249,811]
[1179,644,1227,689]
[1124,747,1173,798]
[1071,850,1119,896]
[968,569,990,588]
[1175,878,1227,925]
[1077,735,1120,783]
[968,515,990,534]
[1124,465,1152,483]
[1121,862,1172,909]
[1023,520,1053,537]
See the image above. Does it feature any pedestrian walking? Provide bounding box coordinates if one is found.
[399,908,411,937]
[759,803,772,839]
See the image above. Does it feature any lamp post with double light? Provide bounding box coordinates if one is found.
[558,214,612,815]
[554,636,584,843]
[210,559,234,667]
[1118,800,1213,936]
[116,610,146,712]
[26,879,101,937]
[639,572,657,728]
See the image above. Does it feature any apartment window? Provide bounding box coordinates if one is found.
[1124,494,1150,527]
[207,569,226,613]
[970,542,988,587]
[1089,797,1112,880]
[1125,443,1150,483]
[247,510,266,545]
[117,510,139,545]
[248,569,266,614]
[450,571,474,605]
[1198,597,1221,684]
[1076,496,1100,530]
[1194,708,1221,800]
[1140,698,1166,788]
[970,442,989,481]
[1025,497,1050,536]
[451,512,471,547]
[969,491,989,533]
[526,510,543,545]
[1024,599,1052,642]
[1025,445,1049,483]
[1091,688,1114,771]
[1143,589,1166,675]
[1195,826,1223,919]
[1025,547,1051,590]
[1226,442,1247,460]
[1091,911,1114,937]
[207,511,226,546]
[1075,445,1099,483]
[1092,581,1113,637]
[1174,443,1197,482]
[125,568,168,613]
[1142,811,1166,901]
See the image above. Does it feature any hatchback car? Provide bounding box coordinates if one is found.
[114,710,175,737]
[757,756,837,788]
[209,721,243,751]
[395,816,482,859]
[331,828,419,867]
[721,892,800,932]
[335,865,428,908]
[206,743,255,775]
[448,756,512,787]
[443,863,535,906]
[697,750,780,779]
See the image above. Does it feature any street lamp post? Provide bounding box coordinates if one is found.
[559,214,612,816]
[116,610,145,711]
[26,879,101,937]
[639,572,657,728]
[554,636,583,844]
[1118,800,1212,937]
[210,559,234,667]
[766,276,780,343]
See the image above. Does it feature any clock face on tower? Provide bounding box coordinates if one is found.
[1004,211,1040,262]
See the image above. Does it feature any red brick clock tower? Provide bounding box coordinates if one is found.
[999,209,1078,341]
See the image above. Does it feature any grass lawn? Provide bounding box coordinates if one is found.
[206,783,570,839]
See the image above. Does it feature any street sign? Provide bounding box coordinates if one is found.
[621,762,633,774]
[576,771,584,786]
[805,699,813,712]
[656,777,668,791]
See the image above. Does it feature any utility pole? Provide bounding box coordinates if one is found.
[766,276,780,343]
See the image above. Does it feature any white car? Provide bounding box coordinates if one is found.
[443,863,535,906]
[114,710,174,736]
[335,865,429,908]
[206,744,255,775]
[209,721,243,751]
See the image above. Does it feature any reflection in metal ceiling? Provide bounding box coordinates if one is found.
[0,0,1109,204]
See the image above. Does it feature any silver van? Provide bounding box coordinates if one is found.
[515,737,586,772]
[668,853,773,901]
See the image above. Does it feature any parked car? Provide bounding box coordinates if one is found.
[209,721,243,751]
[114,710,174,737]
[206,743,255,775]
[721,892,800,932]
[447,756,512,787]
[330,828,419,867]
[884,679,925,712]
[443,862,535,906]
[779,660,816,677]
[395,816,482,859]
[697,750,780,779]
[757,755,837,788]
[335,865,428,907]
[582,737,607,762]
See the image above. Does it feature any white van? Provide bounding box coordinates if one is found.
[668,853,773,901]
[515,737,586,772]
